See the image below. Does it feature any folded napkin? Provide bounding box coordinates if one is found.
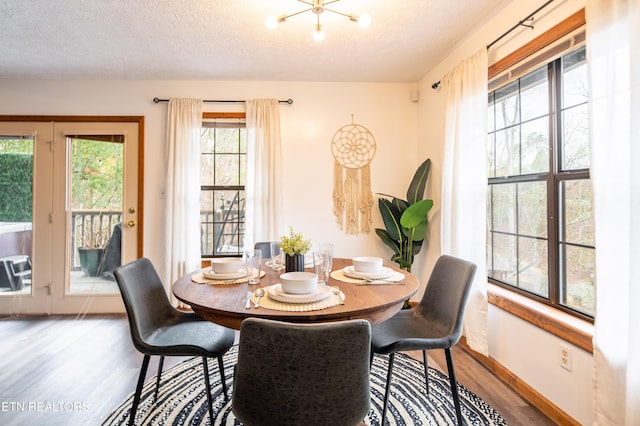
[191,270,266,285]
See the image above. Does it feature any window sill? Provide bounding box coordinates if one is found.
[487,283,593,353]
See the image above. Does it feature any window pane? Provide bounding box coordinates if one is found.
[562,46,588,108]
[518,236,548,297]
[215,154,240,185]
[520,67,549,121]
[0,137,33,296]
[214,190,245,255]
[487,93,495,133]
[494,127,520,177]
[69,137,123,294]
[494,81,519,130]
[491,183,516,234]
[562,104,590,170]
[200,190,215,255]
[562,244,595,315]
[518,181,547,238]
[561,179,594,246]
[201,128,215,153]
[487,133,496,177]
[215,128,240,153]
[490,233,516,284]
[520,117,549,174]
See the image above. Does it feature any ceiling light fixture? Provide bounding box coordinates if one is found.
[265,0,371,42]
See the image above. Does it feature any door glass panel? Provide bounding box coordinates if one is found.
[0,136,33,296]
[68,135,123,294]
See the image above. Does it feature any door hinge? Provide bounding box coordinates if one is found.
[49,213,53,223]
[46,140,53,152]
[45,283,52,295]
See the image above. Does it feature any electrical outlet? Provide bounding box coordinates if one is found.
[560,344,572,372]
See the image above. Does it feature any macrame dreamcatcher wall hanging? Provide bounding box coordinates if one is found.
[331,115,376,235]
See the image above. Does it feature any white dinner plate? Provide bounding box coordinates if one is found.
[202,267,247,280]
[267,284,332,304]
[342,265,395,280]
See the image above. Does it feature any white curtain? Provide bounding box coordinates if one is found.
[164,98,203,296]
[587,1,640,424]
[441,48,489,356]
[244,99,285,249]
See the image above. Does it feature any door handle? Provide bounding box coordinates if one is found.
[127,220,136,227]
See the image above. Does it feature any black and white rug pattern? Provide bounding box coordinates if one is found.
[103,346,507,425]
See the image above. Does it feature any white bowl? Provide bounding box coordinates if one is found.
[210,257,243,274]
[352,256,383,273]
[280,272,318,294]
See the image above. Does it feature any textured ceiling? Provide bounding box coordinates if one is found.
[0,0,511,82]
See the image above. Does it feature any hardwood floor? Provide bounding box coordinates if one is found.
[0,315,555,425]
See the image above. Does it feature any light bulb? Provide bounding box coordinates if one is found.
[358,13,371,28]
[265,15,278,30]
[313,25,325,42]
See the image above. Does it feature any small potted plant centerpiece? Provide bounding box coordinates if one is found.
[280,227,312,272]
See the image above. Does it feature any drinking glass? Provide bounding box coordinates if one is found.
[313,250,332,285]
[318,242,334,275]
[244,249,262,284]
[270,242,284,271]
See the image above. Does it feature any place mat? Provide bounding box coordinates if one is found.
[330,269,405,284]
[251,284,343,312]
[191,269,266,285]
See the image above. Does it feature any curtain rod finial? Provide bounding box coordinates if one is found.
[432,81,441,90]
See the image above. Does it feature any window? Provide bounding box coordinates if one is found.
[200,114,246,257]
[487,44,595,319]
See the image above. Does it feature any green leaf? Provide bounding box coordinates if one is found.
[406,159,431,204]
[391,197,409,213]
[400,199,433,228]
[375,228,401,254]
[378,198,403,242]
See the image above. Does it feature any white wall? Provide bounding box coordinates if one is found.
[0,78,421,289]
[416,0,593,424]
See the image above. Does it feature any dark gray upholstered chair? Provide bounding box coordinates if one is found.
[114,258,235,426]
[371,255,477,425]
[232,317,372,426]
[254,241,280,259]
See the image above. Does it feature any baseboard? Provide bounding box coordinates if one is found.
[459,337,580,426]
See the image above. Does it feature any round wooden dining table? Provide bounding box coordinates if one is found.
[172,258,419,330]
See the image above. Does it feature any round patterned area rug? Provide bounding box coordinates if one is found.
[103,346,507,425]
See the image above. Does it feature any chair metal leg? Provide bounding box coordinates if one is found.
[129,354,151,426]
[202,357,215,425]
[217,355,229,400]
[444,348,464,425]
[422,350,429,396]
[381,352,395,426]
[154,355,165,401]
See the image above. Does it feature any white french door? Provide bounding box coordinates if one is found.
[0,119,142,314]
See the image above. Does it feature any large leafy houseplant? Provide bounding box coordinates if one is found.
[375,159,433,272]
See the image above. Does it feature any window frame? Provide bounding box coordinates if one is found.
[200,112,246,258]
[487,9,593,322]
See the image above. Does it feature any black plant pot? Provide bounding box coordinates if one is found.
[285,254,305,272]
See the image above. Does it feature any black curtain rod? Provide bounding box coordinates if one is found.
[431,0,555,90]
[153,97,293,104]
